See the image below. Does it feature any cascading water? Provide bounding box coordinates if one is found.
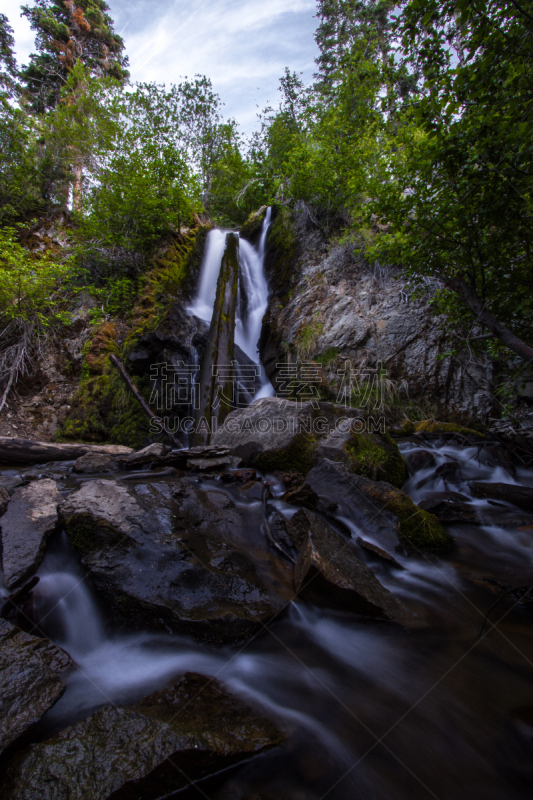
[188,209,275,402]
[4,439,533,797]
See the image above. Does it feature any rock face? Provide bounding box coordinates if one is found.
[212,397,407,484]
[259,206,493,418]
[305,459,453,553]
[1,479,61,588]
[59,479,287,645]
[195,232,239,444]
[289,509,410,623]
[0,619,72,754]
[469,481,533,511]
[2,672,285,800]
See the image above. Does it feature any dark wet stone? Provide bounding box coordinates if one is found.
[281,483,319,507]
[2,672,285,800]
[59,479,287,646]
[73,452,119,474]
[404,449,437,472]
[221,469,258,484]
[356,537,405,569]
[1,479,61,589]
[469,482,533,512]
[306,459,453,553]
[272,470,305,489]
[291,509,411,624]
[238,480,266,500]
[418,495,478,524]
[0,619,72,754]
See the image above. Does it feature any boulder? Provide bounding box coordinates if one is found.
[118,442,169,468]
[404,449,437,473]
[418,493,478,524]
[305,459,453,553]
[2,672,284,800]
[59,480,287,645]
[290,509,411,623]
[212,397,406,483]
[0,619,72,754]
[469,482,533,512]
[1,479,61,589]
[73,452,118,474]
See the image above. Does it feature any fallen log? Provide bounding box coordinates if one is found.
[0,437,133,467]
[109,354,184,449]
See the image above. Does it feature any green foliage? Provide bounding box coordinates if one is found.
[0,13,17,97]
[0,226,74,326]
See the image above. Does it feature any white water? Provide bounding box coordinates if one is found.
[187,228,228,322]
[188,209,275,401]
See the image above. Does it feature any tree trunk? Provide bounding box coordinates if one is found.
[448,276,533,364]
[72,163,83,213]
[109,354,184,448]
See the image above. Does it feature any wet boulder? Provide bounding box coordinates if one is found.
[469,482,533,512]
[73,452,119,474]
[59,479,288,646]
[2,672,285,800]
[118,442,169,468]
[418,492,478,524]
[290,508,411,623]
[211,397,390,479]
[0,479,61,589]
[305,459,453,554]
[404,449,437,473]
[315,425,408,488]
[0,619,72,754]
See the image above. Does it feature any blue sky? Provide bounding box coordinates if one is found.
[3,0,319,134]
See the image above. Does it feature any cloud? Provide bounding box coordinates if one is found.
[3,0,319,134]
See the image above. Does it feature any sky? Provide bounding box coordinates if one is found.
[3,0,320,134]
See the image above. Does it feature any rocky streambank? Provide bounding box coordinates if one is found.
[1,409,533,797]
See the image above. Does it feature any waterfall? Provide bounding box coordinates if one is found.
[189,208,274,403]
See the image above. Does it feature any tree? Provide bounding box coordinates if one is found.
[315,0,395,94]
[21,1,128,112]
[367,0,533,363]
[0,13,18,97]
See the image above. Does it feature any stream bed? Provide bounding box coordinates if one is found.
[2,436,533,800]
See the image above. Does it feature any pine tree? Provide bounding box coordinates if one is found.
[20,1,129,113]
[314,0,393,93]
[0,13,18,98]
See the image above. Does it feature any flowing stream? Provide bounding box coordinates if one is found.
[3,219,533,798]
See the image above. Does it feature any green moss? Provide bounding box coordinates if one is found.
[255,433,317,476]
[414,420,485,438]
[344,432,408,488]
[265,205,296,305]
[62,365,152,447]
[363,483,454,553]
[315,347,339,366]
[392,419,416,436]
[239,206,266,243]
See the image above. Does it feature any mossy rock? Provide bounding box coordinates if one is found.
[264,205,297,305]
[390,419,416,436]
[239,206,267,245]
[414,420,485,438]
[362,482,454,553]
[255,433,317,476]
[343,432,408,488]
